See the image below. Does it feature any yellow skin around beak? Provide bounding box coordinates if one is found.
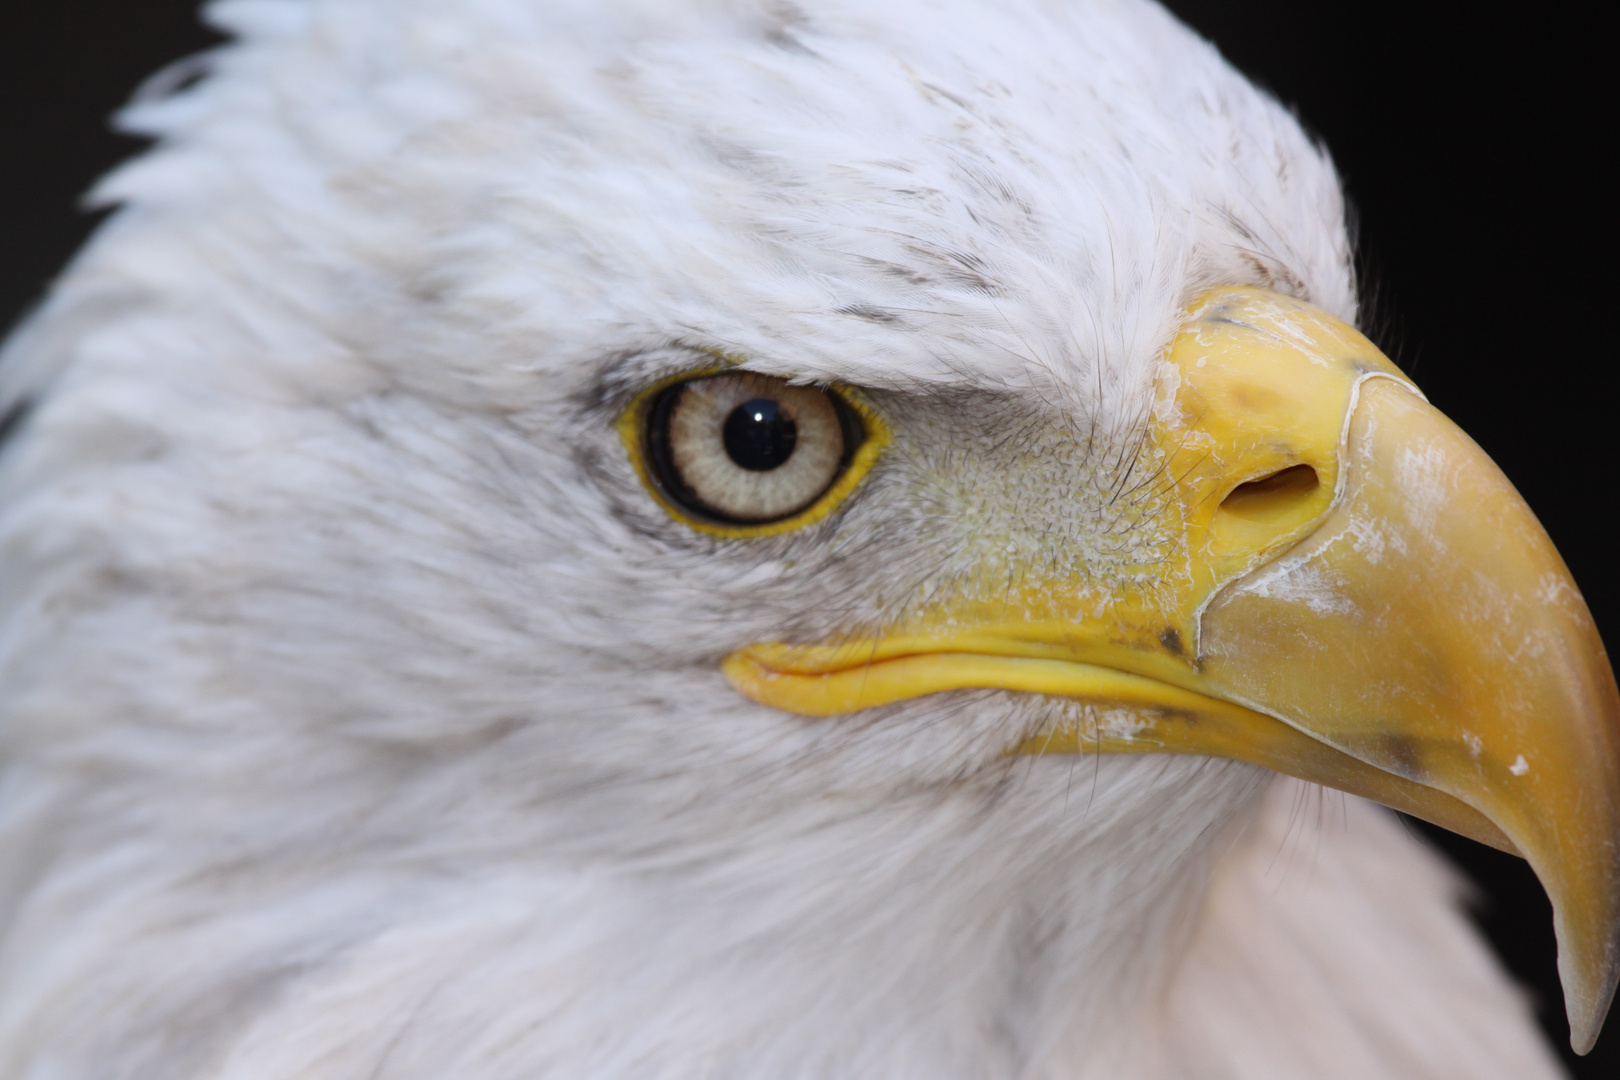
[724,287,1620,1052]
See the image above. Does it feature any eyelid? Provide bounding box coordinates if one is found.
[615,370,892,539]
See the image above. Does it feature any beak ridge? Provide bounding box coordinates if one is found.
[1200,376,1620,1052]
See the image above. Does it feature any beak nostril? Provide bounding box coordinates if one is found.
[1219,464,1320,523]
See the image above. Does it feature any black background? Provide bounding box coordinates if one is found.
[0,1,1611,1072]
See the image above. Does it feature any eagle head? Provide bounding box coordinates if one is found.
[0,0,1613,1076]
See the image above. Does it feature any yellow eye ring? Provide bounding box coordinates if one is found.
[616,367,891,539]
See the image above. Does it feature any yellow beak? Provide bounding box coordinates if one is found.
[724,287,1620,1052]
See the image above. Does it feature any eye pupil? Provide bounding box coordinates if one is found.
[723,397,798,471]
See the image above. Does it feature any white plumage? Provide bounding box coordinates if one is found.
[0,1,1570,1076]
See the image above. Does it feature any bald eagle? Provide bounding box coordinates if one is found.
[0,1,1614,1077]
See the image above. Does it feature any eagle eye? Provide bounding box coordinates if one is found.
[640,373,869,528]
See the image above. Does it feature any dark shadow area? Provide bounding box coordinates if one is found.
[0,2,221,332]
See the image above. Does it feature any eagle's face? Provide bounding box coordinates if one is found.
[0,0,1614,1074]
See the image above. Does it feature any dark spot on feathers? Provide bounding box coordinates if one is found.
[856,255,937,288]
[897,245,1003,296]
[837,304,902,325]
[0,399,33,454]
[1221,209,1259,243]
[947,250,991,275]
[918,81,974,113]
[762,2,819,57]
[1241,253,1309,302]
